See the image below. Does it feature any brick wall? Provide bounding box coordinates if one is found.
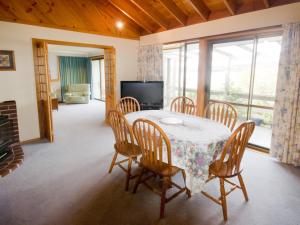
[0,101,20,144]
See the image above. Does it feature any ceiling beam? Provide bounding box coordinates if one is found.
[109,0,157,33]
[261,0,270,8]
[188,0,210,21]
[158,0,187,26]
[223,0,236,15]
[93,1,143,37]
[130,0,169,30]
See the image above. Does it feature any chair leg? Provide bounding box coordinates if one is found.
[108,152,118,173]
[133,168,144,194]
[125,157,133,191]
[181,169,191,198]
[238,174,248,201]
[219,178,227,221]
[160,177,169,219]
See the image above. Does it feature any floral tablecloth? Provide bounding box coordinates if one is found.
[125,110,231,194]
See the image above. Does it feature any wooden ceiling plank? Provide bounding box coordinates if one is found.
[4,0,53,24]
[187,0,210,21]
[0,1,19,19]
[1,0,298,39]
[158,0,187,25]
[130,0,169,30]
[57,0,97,31]
[261,0,270,8]
[109,0,156,33]
[93,1,143,37]
[223,0,236,15]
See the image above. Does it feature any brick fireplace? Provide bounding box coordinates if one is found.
[0,101,24,177]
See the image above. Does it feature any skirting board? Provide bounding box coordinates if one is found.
[20,137,42,145]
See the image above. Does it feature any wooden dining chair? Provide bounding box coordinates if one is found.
[170,96,195,115]
[201,121,255,221]
[108,110,142,191]
[132,119,191,218]
[204,101,238,131]
[117,97,140,115]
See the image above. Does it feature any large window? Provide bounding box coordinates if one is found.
[163,42,199,108]
[209,35,282,149]
[92,58,105,101]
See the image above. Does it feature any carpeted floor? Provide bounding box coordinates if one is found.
[0,101,300,225]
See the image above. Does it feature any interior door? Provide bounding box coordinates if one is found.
[32,40,54,142]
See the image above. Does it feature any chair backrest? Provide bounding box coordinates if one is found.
[117,97,140,115]
[217,121,255,176]
[133,119,172,167]
[170,96,195,115]
[204,101,238,131]
[108,110,134,148]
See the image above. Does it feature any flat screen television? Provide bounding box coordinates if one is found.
[121,81,164,110]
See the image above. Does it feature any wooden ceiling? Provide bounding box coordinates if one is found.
[0,0,298,39]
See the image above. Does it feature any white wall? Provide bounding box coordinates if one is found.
[140,3,300,45]
[0,21,138,141]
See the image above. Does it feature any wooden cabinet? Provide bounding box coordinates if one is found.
[51,98,58,111]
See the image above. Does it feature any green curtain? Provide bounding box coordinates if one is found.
[59,56,91,99]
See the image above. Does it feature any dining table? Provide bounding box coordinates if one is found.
[125,110,231,194]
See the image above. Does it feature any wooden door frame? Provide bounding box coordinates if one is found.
[32,38,116,142]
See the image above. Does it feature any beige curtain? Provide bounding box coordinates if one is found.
[270,23,300,166]
[137,44,163,81]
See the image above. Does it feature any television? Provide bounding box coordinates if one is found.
[121,81,164,110]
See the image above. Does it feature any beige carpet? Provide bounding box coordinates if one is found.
[0,101,300,225]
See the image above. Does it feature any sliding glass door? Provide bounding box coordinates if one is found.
[208,35,282,149]
[185,43,200,101]
[92,58,105,101]
[163,42,199,108]
[100,59,105,100]
[163,45,183,108]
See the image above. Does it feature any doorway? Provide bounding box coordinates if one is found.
[207,35,282,149]
[32,39,116,142]
[91,57,105,101]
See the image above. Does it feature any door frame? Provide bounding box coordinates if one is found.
[32,39,116,142]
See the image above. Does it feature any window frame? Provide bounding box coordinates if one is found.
[162,26,283,153]
[206,33,283,151]
[163,41,199,108]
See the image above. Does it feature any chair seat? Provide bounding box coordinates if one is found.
[140,158,181,177]
[209,159,242,178]
[114,143,142,157]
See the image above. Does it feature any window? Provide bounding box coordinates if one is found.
[208,35,282,149]
[163,42,199,108]
[92,58,105,101]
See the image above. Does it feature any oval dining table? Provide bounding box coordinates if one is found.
[125,110,231,194]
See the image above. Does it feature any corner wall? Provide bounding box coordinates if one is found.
[0,21,139,141]
[140,3,300,45]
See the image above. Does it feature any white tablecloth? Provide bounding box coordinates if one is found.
[126,110,231,194]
